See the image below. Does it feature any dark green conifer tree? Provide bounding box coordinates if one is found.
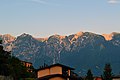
[85,69,94,80]
[102,63,112,80]
[0,39,10,76]
[0,39,35,79]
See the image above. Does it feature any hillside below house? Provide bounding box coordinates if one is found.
[0,75,13,80]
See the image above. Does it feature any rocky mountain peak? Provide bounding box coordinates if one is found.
[74,31,84,39]
[47,34,67,44]
[111,32,120,35]
[76,31,84,36]
[36,37,48,42]
[50,34,66,39]
[1,34,15,44]
[20,33,31,37]
[102,32,120,41]
[102,34,113,41]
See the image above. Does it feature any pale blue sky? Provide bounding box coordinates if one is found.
[0,0,120,37]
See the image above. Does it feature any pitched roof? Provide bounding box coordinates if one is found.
[37,63,74,71]
[21,60,32,64]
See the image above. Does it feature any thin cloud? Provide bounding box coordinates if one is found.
[31,0,60,6]
[31,0,48,4]
[108,0,119,4]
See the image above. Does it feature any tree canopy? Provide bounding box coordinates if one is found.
[85,69,94,80]
[102,63,112,80]
[0,40,35,80]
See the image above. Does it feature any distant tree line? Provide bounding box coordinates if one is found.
[84,63,113,80]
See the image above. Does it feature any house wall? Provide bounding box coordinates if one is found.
[37,68,50,78]
[49,77,65,80]
[94,77,120,80]
[68,70,70,76]
[94,77,102,80]
[113,78,120,80]
[50,66,62,75]
[37,65,71,79]
[37,66,63,78]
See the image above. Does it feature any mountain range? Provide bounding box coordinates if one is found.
[0,32,120,76]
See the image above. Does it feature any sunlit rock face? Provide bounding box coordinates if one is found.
[102,34,113,41]
[0,34,16,51]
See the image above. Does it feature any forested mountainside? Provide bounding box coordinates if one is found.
[1,32,120,75]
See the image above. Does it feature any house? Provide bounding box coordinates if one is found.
[94,76,120,80]
[21,61,33,72]
[37,63,78,80]
[112,75,120,80]
[94,77,102,80]
[21,61,32,67]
